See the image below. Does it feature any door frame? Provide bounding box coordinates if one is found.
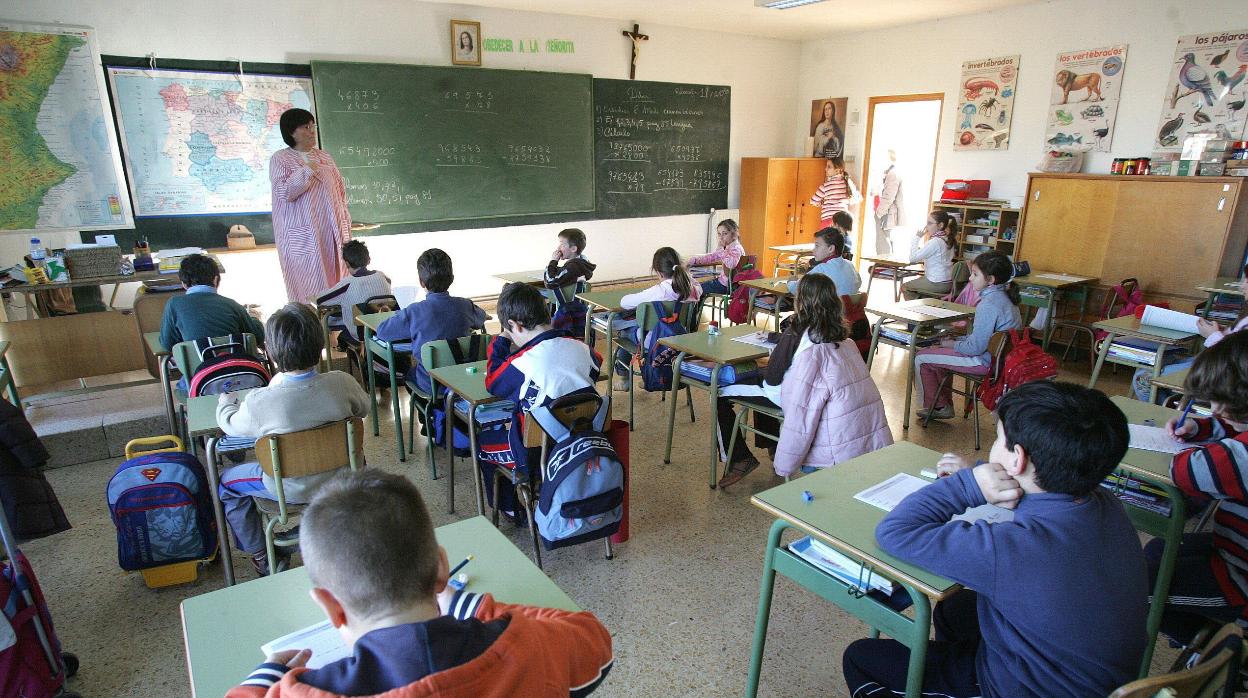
[856,92,945,266]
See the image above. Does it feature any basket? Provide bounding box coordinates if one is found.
[63,245,123,279]
[141,560,200,588]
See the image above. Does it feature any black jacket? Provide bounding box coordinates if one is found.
[0,399,69,542]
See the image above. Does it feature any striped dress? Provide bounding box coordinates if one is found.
[269,147,351,303]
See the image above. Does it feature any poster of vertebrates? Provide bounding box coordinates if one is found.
[1045,45,1127,153]
[954,55,1019,151]
[1155,30,1248,151]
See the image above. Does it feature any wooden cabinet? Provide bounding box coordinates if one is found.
[1018,173,1248,303]
[930,201,1022,260]
[740,158,828,275]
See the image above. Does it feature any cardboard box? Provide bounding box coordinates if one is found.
[1176,160,1201,176]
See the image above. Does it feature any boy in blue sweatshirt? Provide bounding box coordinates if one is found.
[842,381,1148,698]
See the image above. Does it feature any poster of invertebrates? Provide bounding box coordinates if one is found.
[1154,30,1248,152]
[1045,45,1127,153]
[954,55,1019,151]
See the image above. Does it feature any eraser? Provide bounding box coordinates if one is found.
[801,490,813,502]
[920,469,938,480]
[447,573,468,591]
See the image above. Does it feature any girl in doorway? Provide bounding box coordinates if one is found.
[902,210,958,300]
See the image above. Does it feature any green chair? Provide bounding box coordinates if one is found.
[611,301,697,430]
[906,260,966,301]
[1109,622,1241,698]
[0,340,19,406]
[696,255,756,326]
[407,333,491,480]
[171,332,260,440]
[724,398,784,482]
[358,296,408,460]
[252,417,364,575]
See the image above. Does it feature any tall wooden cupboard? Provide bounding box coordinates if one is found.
[739,158,829,275]
[1017,173,1248,304]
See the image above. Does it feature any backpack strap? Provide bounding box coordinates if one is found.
[195,334,246,361]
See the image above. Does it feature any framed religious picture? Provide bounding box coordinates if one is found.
[808,97,848,158]
[450,20,482,66]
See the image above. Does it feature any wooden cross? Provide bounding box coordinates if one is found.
[622,23,648,80]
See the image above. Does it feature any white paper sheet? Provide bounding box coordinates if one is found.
[260,619,351,669]
[1140,305,1200,334]
[731,331,777,351]
[154,246,206,258]
[1032,273,1088,283]
[393,286,424,309]
[909,305,967,319]
[1128,424,1186,454]
[854,473,929,512]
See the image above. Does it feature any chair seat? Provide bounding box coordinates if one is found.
[727,398,782,419]
[254,497,307,518]
[614,337,640,355]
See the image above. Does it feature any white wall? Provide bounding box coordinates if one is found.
[4,0,799,300]
[795,0,1248,201]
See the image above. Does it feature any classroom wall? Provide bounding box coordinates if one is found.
[3,0,799,300]
[795,0,1248,202]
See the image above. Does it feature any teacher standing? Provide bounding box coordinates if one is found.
[270,108,351,303]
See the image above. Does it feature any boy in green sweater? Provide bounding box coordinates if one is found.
[159,254,265,351]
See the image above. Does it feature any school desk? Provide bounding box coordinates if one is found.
[1195,277,1245,319]
[859,254,923,302]
[739,276,797,331]
[659,324,771,489]
[769,242,814,278]
[1109,395,1186,677]
[863,299,977,430]
[180,516,579,698]
[145,330,178,436]
[747,441,961,698]
[1015,271,1096,350]
[493,269,547,286]
[186,389,257,587]
[1088,315,1199,404]
[579,286,648,398]
[355,310,409,461]
[1150,367,1190,402]
[428,359,499,516]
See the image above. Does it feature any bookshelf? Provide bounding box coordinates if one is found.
[931,200,1021,261]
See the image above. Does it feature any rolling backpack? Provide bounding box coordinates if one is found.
[187,334,271,397]
[725,268,764,324]
[975,328,1059,411]
[529,398,624,550]
[106,445,217,571]
[639,301,688,392]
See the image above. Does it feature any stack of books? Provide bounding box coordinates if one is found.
[878,324,943,347]
[789,536,898,595]
[1100,473,1171,517]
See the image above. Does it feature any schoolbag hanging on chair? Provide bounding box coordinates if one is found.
[639,301,689,392]
[187,334,270,397]
[725,268,764,324]
[976,329,1059,411]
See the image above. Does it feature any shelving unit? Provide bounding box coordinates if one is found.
[931,200,1021,261]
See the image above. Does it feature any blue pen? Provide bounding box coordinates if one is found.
[1176,401,1195,438]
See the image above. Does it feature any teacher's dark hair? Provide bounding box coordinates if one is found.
[279,108,315,148]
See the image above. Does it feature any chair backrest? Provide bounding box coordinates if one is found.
[1109,623,1242,698]
[1099,278,1141,320]
[350,294,399,328]
[635,300,697,334]
[256,417,365,481]
[523,392,604,448]
[420,333,492,374]
[944,261,971,302]
[986,331,1012,382]
[551,280,590,306]
[172,332,259,378]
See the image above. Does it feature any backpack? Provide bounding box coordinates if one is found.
[550,282,589,340]
[725,268,764,324]
[530,398,624,550]
[0,551,67,698]
[187,335,270,397]
[107,450,217,571]
[639,301,689,392]
[975,328,1059,411]
[1092,280,1144,344]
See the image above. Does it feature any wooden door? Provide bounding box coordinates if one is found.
[760,160,799,275]
[794,158,827,245]
[1016,174,1117,279]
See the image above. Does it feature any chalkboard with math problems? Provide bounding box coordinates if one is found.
[593,79,730,219]
[310,61,595,225]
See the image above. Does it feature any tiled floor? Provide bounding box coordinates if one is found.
[23,298,1178,698]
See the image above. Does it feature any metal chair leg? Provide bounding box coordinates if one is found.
[491,468,505,527]
[604,535,614,560]
[517,484,542,569]
[921,374,954,429]
[685,386,696,423]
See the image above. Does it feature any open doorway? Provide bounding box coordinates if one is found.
[857,94,944,263]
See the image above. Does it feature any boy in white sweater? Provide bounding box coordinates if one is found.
[217,303,369,575]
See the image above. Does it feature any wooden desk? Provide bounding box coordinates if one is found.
[739,276,797,331]
[1195,277,1245,319]
[428,360,500,516]
[860,255,923,302]
[145,331,178,436]
[747,442,960,698]
[1088,315,1198,403]
[659,324,770,488]
[1109,396,1186,676]
[355,311,406,461]
[864,299,977,429]
[1151,367,1190,398]
[1015,271,1097,350]
[494,269,548,286]
[2,267,179,321]
[181,516,578,698]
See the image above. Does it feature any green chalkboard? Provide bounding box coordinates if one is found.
[310,62,594,225]
[593,79,730,219]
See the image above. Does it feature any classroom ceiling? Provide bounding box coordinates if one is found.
[424,0,1043,41]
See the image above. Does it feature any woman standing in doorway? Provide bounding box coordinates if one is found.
[269,108,351,303]
[811,100,845,158]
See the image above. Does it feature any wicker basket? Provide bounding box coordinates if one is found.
[64,245,123,279]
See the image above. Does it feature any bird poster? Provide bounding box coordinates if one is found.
[1155,30,1248,152]
[954,55,1019,151]
[1045,45,1127,153]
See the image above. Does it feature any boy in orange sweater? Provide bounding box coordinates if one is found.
[228,471,613,697]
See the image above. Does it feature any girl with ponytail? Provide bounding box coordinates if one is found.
[609,248,703,390]
[902,210,959,300]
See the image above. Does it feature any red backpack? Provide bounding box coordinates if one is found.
[725,268,764,324]
[976,329,1058,411]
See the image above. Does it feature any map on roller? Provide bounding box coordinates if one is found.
[0,22,132,233]
[107,67,313,217]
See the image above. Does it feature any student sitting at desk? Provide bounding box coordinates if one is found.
[159,254,264,351]
[1160,332,1248,644]
[611,247,701,391]
[843,381,1147,698]
[315,240,392,349]
[216,303,369,576]
[785,226,859,297]
[227,470,613,697]
[686,218,745,296]
[901,211,957,300]
[543,227,596,289]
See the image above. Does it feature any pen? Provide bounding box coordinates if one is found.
[1176,401,1195,438]
[449,554,473,577]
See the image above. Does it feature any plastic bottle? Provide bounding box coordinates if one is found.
[29,238,46,267]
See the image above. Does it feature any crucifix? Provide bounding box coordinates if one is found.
[622,23,648,80]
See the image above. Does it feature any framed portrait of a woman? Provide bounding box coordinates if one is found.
[451,20,481,66]
[808,97,848,158]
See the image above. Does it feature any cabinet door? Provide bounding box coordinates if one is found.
[1016,176,1116,278]
[794,158,828,245]
[760,160,799,275]
[738,158,771,269]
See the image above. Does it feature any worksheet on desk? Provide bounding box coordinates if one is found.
[854,473,928,511]
[730,331,777,350]
[261,619,351,669]
[909,306,966,319]
[1128,424,1187,454]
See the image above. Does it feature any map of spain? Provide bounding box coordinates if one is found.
[108,68,313,216]
[0,23,132,232]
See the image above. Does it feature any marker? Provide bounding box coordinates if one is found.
[802,490,813,502]
[449,554,474,577]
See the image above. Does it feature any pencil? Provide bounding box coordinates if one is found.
[449,554,473,577]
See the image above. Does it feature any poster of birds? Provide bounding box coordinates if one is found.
[954,55,1020,151]
[1155,30,1248,151]
[1045,45,1127,153]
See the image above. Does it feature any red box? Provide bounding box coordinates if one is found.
[940,179,991,201]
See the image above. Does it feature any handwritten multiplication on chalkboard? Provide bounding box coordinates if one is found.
[593,79,730,219]
[312,61,594,224]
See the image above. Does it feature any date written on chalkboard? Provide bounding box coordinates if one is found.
[344,179,433,207]
[335,89,381,113]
